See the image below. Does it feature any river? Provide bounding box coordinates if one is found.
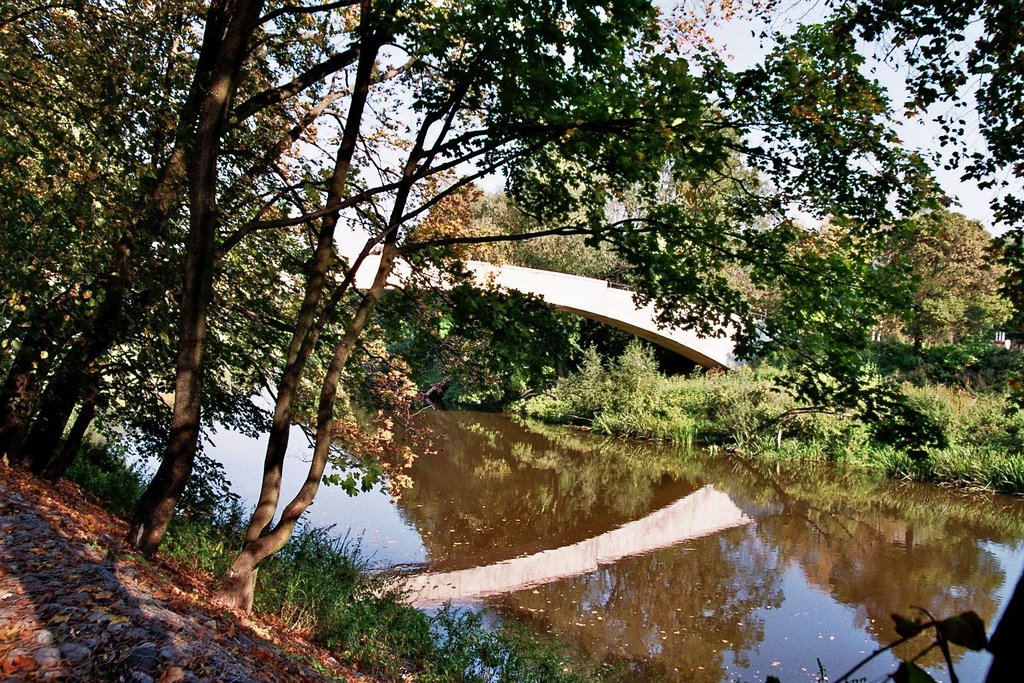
[209,410,1024,682]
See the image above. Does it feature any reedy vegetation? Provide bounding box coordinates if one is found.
[521,341,1024,495]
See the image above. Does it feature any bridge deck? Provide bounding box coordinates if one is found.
[349,254,737,369]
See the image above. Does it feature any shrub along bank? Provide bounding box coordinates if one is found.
[518,341,1024,495]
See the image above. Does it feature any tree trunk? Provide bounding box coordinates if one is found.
[128,0,266,557]
[42,379,99,481]
[987,568,1024,681]
[0,330,56,464]
[244,1,380,548]
[24,368,84,475]
[22,255,129,474]
[218,53,470,609]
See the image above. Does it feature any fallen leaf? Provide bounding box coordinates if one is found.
[159,665,186,683]
[2,654,37,676]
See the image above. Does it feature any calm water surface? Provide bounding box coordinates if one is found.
[212,411,1024,682]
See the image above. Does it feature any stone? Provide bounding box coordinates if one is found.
[34,647,62,669]
[34,629,55,646]
[122,645,161,672]
[57,642,92,661]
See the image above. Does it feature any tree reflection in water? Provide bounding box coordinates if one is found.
[395,412,1024,680]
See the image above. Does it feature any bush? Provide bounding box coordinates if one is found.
[869,339,1022,390]
[65,441,145,517]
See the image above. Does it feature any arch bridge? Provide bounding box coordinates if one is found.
[350,255,737,370]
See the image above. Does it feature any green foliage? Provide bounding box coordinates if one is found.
[845,1,1023,224]
[373,283,578,407]
[64,441,146,518]
[523,345,1024,494]
[523,342,684,440]
[469,193,626,280]
[870,339,1023,390]
[253,529,433,673]
[885,210,1011,346]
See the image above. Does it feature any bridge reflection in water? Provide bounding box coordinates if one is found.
[403,485,751,606]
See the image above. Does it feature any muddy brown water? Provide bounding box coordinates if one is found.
[213,410,1024,681]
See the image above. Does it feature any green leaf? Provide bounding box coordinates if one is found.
[893,661,936,683]
[892,613,926,638]
[937,611,987,651]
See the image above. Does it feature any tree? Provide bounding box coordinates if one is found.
[210,3,933,610]
[840,4,1023,674]
[839,1,1024,321]
[469,192,627,280]
[0,0,350,497]
[892,210,1011,351]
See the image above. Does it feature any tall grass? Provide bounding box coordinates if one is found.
[163,516,599,680]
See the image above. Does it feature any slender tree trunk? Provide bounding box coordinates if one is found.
[244,1,380,547]
[42,379,99,481]
[217,241,400,610]
[128,0,266,556]
[218,54,472,610]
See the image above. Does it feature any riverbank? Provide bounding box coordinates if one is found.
[518,342,1024,496]
[2,454,601,682]
[0,462,368,681]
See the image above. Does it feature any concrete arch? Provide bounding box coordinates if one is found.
[350,255,737,370]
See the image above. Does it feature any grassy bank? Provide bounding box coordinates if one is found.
[64,445,602,682]
[518,342,1024,496]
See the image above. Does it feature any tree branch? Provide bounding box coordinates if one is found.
[230,45,359,124]
[260,0,359,25]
